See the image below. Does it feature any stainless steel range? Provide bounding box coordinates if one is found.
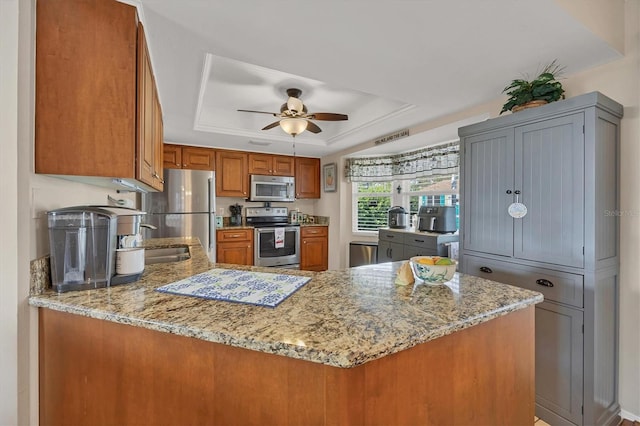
[246,207,300,269]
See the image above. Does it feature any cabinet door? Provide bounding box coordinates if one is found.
[535,301,583,426]
[272,155,294,176]
[163,144,182,169]
[152,86,164,190]
[301,237,328,271]
[462,129,514,256]
[136,24,156,188]
[35,0,137,178]
[183,147,215,170]
[248,153,272,175]
[216,151,248,197]
[295,157,320,198]
[378,241,405,262]
[514,114,585,268]
[217,241,253,266]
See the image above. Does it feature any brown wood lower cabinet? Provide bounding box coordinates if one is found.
[300,226,328,271]
[216,228,253,265]
[38,306,535,425]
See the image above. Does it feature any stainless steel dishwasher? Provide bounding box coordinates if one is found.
[349,241,378,267]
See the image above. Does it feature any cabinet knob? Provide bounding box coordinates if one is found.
[506,190,512,194]
[183,164,187,167]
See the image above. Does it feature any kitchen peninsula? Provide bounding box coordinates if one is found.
[30,238,542,425]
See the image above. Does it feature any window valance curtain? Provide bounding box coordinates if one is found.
[345,141,459,182]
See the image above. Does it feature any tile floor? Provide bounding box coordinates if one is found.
[534,416,551,426]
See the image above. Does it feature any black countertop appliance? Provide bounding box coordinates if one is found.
[418,206,457,233]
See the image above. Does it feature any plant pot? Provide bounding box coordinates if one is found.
[511,99,548,112]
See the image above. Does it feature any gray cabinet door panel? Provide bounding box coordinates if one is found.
[514,114,585,267]
[462,130,514,256]
[535,301,584,426]
[377,241,405,262]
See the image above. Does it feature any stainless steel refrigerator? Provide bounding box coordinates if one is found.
[141,169,216,262]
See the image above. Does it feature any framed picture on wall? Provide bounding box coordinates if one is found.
[323,163,337,192]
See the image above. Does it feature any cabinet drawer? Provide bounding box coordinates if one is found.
[301,226,327,237]
[217,229,252,242]
[462,255,584,308]
[378,230,403,242]
[404,234,437,250]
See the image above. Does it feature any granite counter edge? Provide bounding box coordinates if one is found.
[28,292,542,368]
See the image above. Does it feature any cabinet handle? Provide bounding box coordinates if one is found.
[479,266,493,273]
[536,279,554,287]
[414,239,425,243]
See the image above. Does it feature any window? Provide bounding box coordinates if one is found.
[352,174,459,233]
[352,181,392,232]
[405,174,459,229]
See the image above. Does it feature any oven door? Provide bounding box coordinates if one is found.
[254,226,300,268]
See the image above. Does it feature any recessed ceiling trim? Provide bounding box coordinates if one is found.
[193,53,214,131]
[193,124,327,146]
[325,104,417,145]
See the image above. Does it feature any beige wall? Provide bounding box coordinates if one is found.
[320,2,640,417]
[1,0,20,423]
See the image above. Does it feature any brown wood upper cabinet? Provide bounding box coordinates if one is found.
[248,154,294,176]
[35,0,164,192]
[164,144,215,170]
[295,157,321,199]
[216,150,248,197]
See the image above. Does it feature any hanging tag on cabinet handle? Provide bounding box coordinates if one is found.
[508,190,527,219]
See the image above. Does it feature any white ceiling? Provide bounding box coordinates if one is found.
[135,0,621,158]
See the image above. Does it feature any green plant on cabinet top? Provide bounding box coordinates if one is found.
[500,60,565,115]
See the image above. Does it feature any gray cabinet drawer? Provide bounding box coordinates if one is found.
[462,255,584,308]
[378,230,403,242]
[404,234,437,250]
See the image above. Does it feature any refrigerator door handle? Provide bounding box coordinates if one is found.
[209,172,217,262]
[208,176,216,252]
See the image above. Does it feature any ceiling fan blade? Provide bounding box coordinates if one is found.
[307,112,348,121]
[305,121,322,134]
[261,121,281,131]
[238,109,278,116]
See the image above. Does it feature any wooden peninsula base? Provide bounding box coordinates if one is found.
[39,306,534,425]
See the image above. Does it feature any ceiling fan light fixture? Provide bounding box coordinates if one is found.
[280,118,307,137]
[286,96,304,113]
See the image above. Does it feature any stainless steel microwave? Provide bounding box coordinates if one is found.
[249,175,295,202]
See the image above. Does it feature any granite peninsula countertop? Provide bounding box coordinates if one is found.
[29,237,543,368]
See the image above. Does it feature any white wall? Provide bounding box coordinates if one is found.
[319,2,640,417]
[1,0,21,423]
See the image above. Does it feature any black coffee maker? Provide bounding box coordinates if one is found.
[229,204,243,226]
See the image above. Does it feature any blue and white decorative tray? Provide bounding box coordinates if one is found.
[156,268,311,308]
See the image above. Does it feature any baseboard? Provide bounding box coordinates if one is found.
[621,409,640,422]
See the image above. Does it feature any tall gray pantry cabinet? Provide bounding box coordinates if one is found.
[458,92,622,426]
